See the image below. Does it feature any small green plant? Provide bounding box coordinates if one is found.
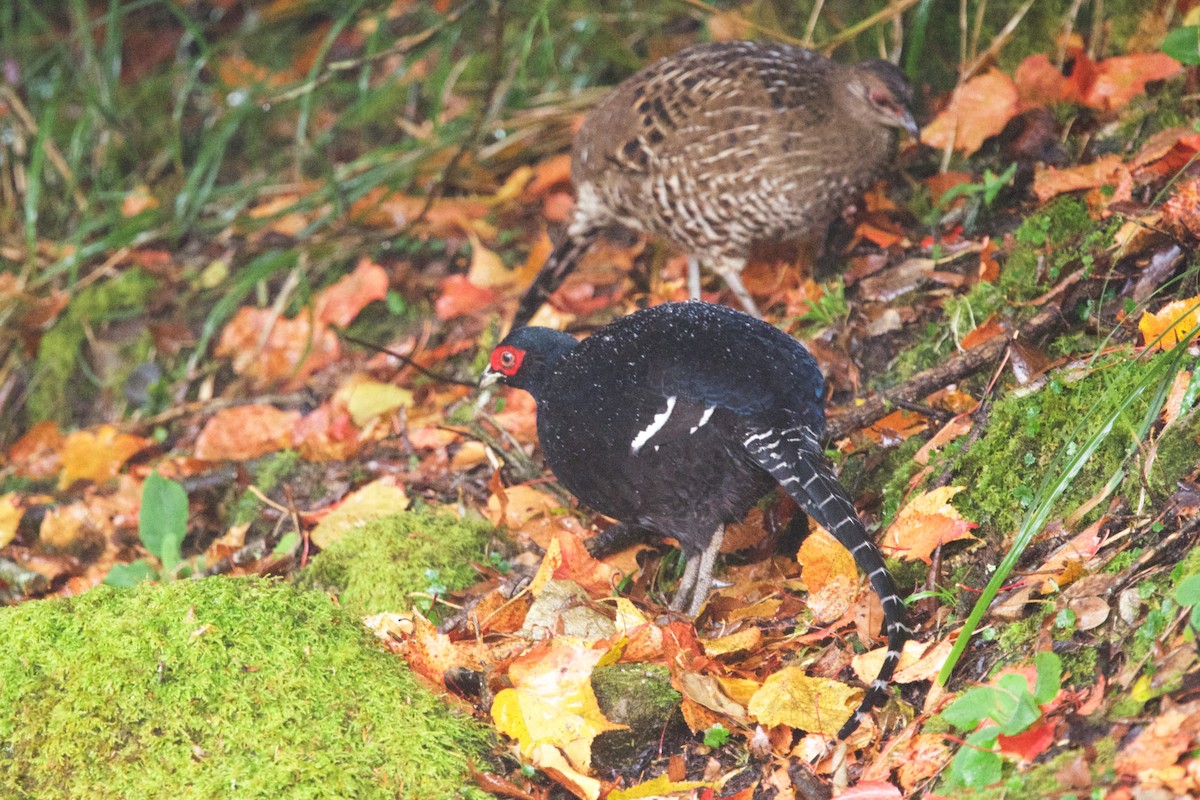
[703,724,730,748]
[795,279,849,332]
[925,163,1018,230]
[943,651,1062,788]
[104,472,188,587]
[1175,576,1200,632]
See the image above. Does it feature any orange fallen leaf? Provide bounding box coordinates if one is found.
[8,420,63,480]
[1032,154,1128,203]
[435,274,497,320]
[59,425,150,489]
[959,314,1006,350]
[1015,53,1077,107]
[524,153,573,198]
[121,184,159,217]
[193,404,301,461]
[921,69,1020,155]
[882,486,978,563]
[1081,52,1182,111]
[215,307,341,388]
[315,257,389,327]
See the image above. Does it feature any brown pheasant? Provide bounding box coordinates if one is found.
[512,40,918,326]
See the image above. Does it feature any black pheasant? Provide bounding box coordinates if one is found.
[482,301,905,739]
[511,40,917,327]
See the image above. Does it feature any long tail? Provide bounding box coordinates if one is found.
[511,225,604,329]
[743,424,906,741]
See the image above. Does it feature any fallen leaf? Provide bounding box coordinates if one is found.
[491,638,625,771]
[921,69,1020,155]
[0,494,22,548]
[59,425,150,489]
[309,478,409,549]
[1139,295,1200,350]
[193,405,300,461]
[435,274,497,320]
[7,420,63,480]
[215,307,342,388]
[315,257,389,327]
[121,184,159,217]
[882,486,978,563]
[835,781,903,800]
[1032,154,1129,203]
[747,666,860,736]
[1082,52,1182,111]
[1015,54,1077,107]
[607,773,713,800]
[997,720,1056,763]
[334,374,413,427]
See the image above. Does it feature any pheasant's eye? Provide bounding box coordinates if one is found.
[490,345,525,376]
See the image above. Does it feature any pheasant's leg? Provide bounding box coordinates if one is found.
[709,256,760,318]
[687,256,702,300]
[673,524,726,617]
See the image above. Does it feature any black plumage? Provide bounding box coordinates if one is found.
[482,301,906,740]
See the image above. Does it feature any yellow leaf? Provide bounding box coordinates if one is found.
[747,666,861,735]
[702,626,762,657]
[491,638,626,771]
[336,374,413,427]
[0,494,22,548]
[466,230,514,289]
[799,525,857,593]
[310,478,409,548]
[607,772,714,799]
[59,425,149,489]
[1139,295,1200,351]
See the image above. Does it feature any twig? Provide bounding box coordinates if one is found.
[820,0,923,55]
[824,301,1068,442]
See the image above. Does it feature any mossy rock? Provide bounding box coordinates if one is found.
[295,509,498,621]
[0,577,494,800]
[590,663,687,772]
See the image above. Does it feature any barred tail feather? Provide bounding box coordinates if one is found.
[743,425,906,741]
[511,226,604,330]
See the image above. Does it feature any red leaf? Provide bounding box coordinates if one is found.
[997,721,1056,763]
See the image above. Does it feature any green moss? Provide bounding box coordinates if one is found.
[29,268,158,426]
[591,663,684,769]
[233,451,305,526]
[295,510,496,620]
[937,737,1118,799]
[994,606,1052,665]
[0,577,492,800]
[1059,646,1098,688]
[936,352,1165,536]
[1142,408,1200,502]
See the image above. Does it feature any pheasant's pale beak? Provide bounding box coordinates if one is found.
[479,367,501,389]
